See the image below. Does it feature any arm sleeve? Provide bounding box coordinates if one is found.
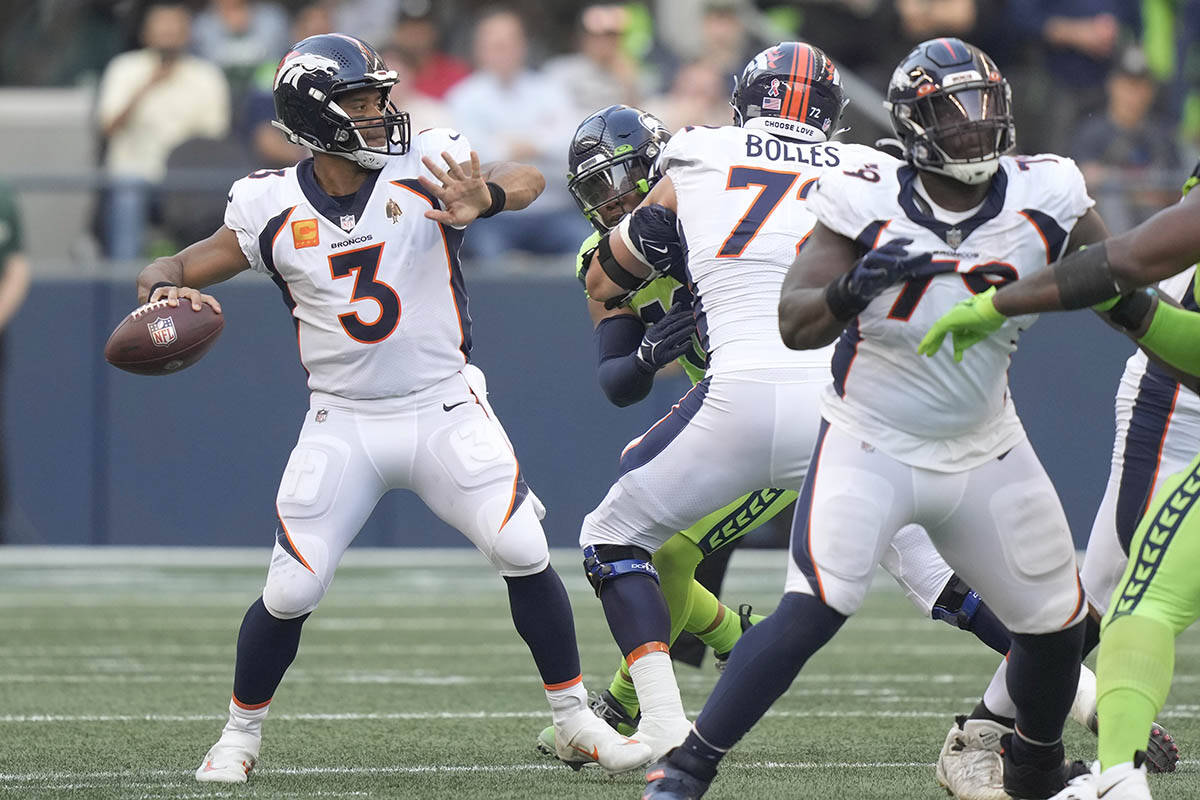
[1138,298,1200,376]
[595,315,655,407]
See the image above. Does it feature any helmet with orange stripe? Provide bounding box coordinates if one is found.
[886,38,1015,185]
[731,42,847,143]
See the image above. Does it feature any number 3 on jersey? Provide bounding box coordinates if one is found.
[328,244,401,343]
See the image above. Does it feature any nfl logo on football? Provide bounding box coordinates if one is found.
[147,316,177,348]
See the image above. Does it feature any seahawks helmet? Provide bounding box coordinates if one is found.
[732,42,847,142]
[567,105,671,233]
[886,38,1015,185]
[272,33,410,170]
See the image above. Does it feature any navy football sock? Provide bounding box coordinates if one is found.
[1081,613,1101,658]
[966,598,1012,655]
[1006,621,1086,743]
[685,592,846,755]
[598,573,671,656]
[504,566,581,685]
[232,597,308,707]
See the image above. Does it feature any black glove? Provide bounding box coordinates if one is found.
[825,237,932,320]
[636,302,697,372]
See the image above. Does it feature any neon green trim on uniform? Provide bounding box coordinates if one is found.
[1138,299,1200,377]
[683,487,798,553]
[1103,453,1200,633]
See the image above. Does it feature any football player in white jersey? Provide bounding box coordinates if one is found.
[552,103,1026,756]
[132,34,650,783]
[575,42,1032,766]
[638,38,1111,800]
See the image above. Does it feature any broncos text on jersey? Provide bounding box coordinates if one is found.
[807,148,1095,471]
[224,128,472,400]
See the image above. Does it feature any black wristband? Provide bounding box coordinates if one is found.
[1105,288,1156,332]
[1053,242,1121,310]
[824,273,868,321]
[147,281,176,302]
[478,181,506,218]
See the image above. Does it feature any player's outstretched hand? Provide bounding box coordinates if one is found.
[419,151,492,227]
[636,301,697,372]
[846,237,932,301]
[148,284,222,314]
[917,286,1005,362]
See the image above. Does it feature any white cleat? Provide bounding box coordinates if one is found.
[1070,664,1099,733]
[553,707,652,776]
[634,717,694,763]
[1048,770,1098,800]
[934,716,1010,800]
[1094,760,1152,800]
[195,729,260,783]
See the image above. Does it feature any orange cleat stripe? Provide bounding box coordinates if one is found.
[625,641,670,667]
[543,674,583,691]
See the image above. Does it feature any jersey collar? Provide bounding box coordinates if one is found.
[896,164,1007,248]
[296,157,383,233]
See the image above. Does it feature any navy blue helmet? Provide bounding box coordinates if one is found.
[272,34,410,170]
[732,42,847,142]
[886,38,1014,185]
[568,105,671,233]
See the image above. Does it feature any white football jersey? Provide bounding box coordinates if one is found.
[657,125,865,373]
[808,150,1095,471]
[225,129,473,400]
[1114,266,1200,444]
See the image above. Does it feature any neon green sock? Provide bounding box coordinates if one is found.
[1096,614,1175,770]
[652,535,704,643]
[692,597,744,655]
[606,661,640,718]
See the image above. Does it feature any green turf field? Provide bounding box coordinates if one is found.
[1,548,1197,799]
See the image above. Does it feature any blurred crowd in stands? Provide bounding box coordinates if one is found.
[0,0,1197,266]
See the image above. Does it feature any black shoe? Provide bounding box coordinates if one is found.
[587,689,640,736]
[643,748,715,799]
[1144,721,1180,773]
[712,604,756,672]
[1001,734,1087,799]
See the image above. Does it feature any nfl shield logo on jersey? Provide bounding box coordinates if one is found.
[340,214,356,231]
[946,227,963,249]
[147,316,177,348]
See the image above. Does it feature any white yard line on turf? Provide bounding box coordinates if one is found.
[5,707,1200,724]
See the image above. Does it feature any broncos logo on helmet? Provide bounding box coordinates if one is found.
[271,34,410,170]
[274,52,339,91]
[732,42,848,143]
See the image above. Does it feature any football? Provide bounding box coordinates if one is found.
[104,299,225,375]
